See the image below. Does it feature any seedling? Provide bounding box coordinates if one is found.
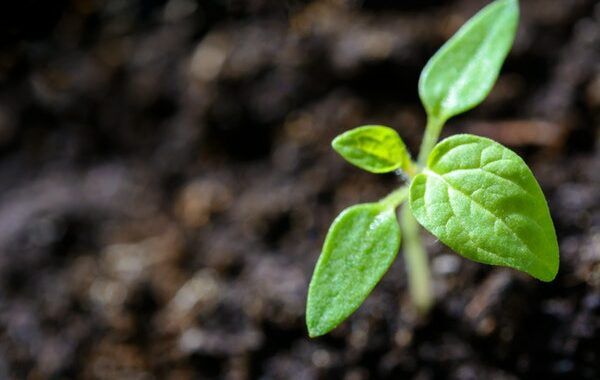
[306,0,559,338]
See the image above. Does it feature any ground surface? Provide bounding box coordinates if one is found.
[0,0,598,379]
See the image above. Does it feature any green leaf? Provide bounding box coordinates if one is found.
[409,134,558,281]
[419,0,519,122]
[306,202,401,337]
[332,125,410,173]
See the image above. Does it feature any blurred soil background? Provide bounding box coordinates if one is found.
[0,0,599,379]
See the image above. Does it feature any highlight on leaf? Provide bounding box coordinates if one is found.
[332,125,410,174]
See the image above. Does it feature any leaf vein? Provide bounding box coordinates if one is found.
[442,167,535,199]
[425,169,535,258]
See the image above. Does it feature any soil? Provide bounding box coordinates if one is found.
[0,0,598,379]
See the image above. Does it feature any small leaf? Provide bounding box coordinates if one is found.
[419,0,519,121]
[306,203,400,337]
[332,125,410,173]
[409,134,558,281]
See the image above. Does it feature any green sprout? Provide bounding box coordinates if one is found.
[306,0,559,338]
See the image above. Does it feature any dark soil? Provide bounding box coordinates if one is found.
[0,0,598,379]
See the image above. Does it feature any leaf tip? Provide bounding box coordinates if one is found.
[306,314,327,338]
[533,259,559,282]
[529,238,559,282]
[498,0,519,19]
[331,134,343,152]
[491,0,518,10]
[307,328,322,339]
[306,290,332,338]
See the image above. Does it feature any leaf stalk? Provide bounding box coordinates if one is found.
[379,186,409,209]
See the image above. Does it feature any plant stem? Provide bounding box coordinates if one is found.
[379,186,409,209]
[382,117,445,313]
[399,115,446,313]
[400,205,433,314]
[417,116,445,165]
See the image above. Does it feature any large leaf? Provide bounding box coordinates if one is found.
[409,134,558,281]
[306,203,400,337]
[332,125,410,173]
[419,0,519,122]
